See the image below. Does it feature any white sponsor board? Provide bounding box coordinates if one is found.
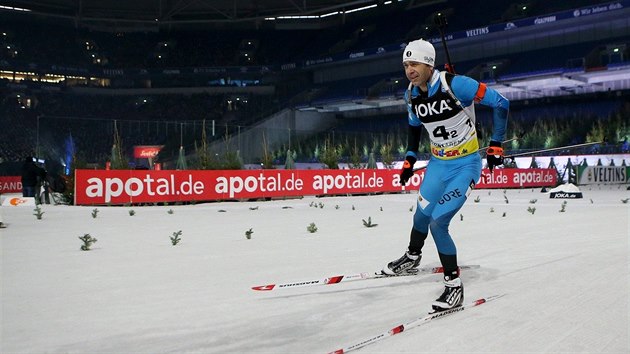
[577,166,629,185]
[2,196,36,206]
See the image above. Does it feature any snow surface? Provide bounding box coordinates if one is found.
[549,183,582,193]
[1,185,629,354]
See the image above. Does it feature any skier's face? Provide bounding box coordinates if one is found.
[404,61,433,87]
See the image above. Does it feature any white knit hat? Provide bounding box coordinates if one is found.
[402,39,436,66]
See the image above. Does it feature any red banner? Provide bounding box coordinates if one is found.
[478,168,557,189]
[0,176,22,193]
[74,168,556,205]
[133,145,163,159]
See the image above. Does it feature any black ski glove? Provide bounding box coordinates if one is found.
[486,141,504,171]
[400,155,417,186]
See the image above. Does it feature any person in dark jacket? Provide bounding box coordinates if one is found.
[21,156,47,198]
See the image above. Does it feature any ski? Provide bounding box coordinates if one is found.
[328,294,505,354]
[251,265,480,291]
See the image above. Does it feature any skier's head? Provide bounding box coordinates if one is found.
[402,39,435,67]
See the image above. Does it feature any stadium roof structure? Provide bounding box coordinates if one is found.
[0,0,440,29]
[303,63,630,113]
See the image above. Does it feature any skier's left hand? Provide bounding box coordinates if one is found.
[486,141,504,171]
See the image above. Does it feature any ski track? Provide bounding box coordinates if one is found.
[1,186,628,353]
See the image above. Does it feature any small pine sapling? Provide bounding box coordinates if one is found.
[352,205,356,210]
[504,195,509,204]
[529,199,537,204]
[362,217,378,228]
[128,210,135,216]
[249,206,259,210]
[460,214,463,221]
[490,207,495,213]
[91,208,99,218]
[33,206,44,220]
[502,212,507,217]
[318,202,324,209]
[335,205,340,210]
[170,230,182,245]
[245,228,253,239]
[621,198,629,204]
[282,206,293,209]
[167,209,174,214]
[379,206,383,211]
[409,206,413,212]
[307,222,318,233]
[559,201,568,212]
[527,206,536,214]
[474,196,480,203]
[79,234,97,251]
[218,209,227,212]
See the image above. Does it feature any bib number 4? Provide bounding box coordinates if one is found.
[432,119,473,140]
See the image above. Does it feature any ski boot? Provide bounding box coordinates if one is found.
[381,251,421,276]
[432,274,464,311]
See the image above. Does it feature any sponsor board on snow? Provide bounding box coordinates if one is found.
[549,192,583,199]
[2,197,36,206]
[0,176,22,193]
[74,168,557,205]
[577,166,629,185]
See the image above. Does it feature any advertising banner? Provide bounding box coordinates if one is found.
[75,168,557,205]
[576,165,629,184]
[133,145,164,159]
[0,176,22,193]
[2,196,36,206]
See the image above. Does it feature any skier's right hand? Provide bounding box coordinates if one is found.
[400,155,417,186]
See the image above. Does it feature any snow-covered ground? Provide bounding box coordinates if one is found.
[1,185,629,353]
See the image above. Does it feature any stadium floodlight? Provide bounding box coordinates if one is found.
[0,5,31,12]
[319,11,339,18]
[277,15,319,19]
[344,4,377,14]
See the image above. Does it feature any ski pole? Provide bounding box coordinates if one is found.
[504,141,603,159]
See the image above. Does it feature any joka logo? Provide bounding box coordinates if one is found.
[413,100,452,117]
[406,51,412,57]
